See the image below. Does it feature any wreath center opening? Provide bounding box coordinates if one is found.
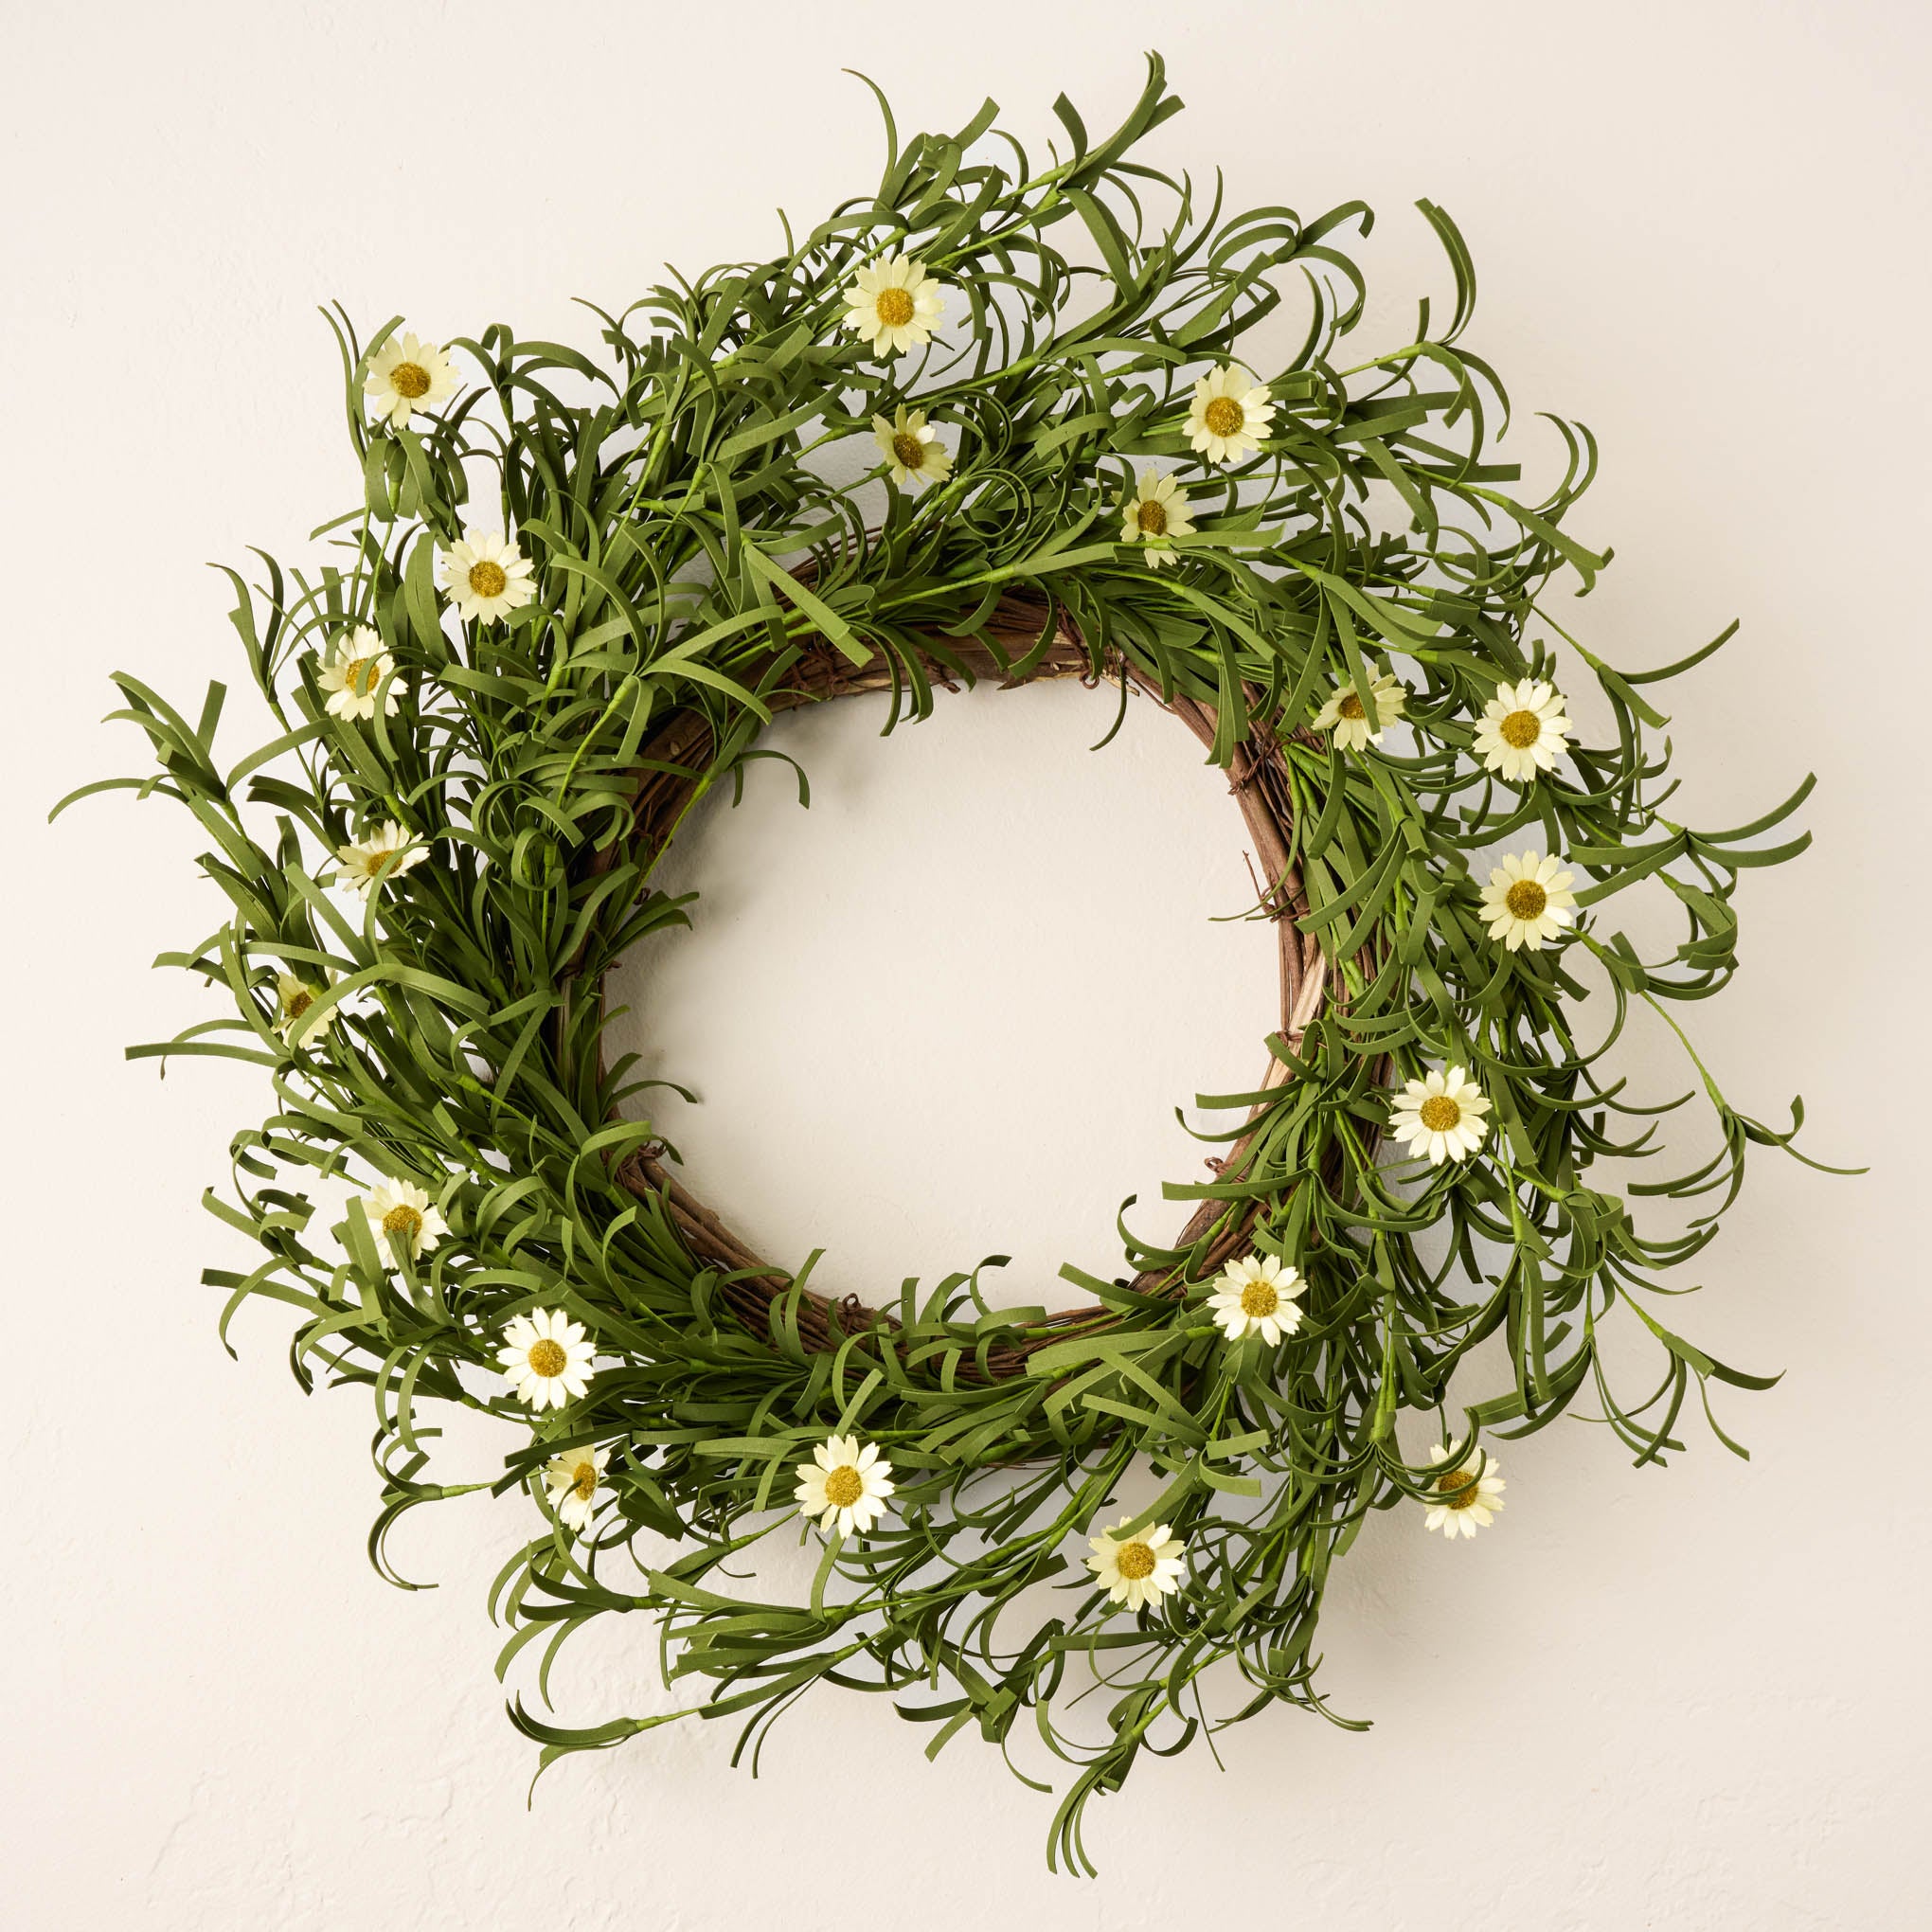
[604,674,1281,1315]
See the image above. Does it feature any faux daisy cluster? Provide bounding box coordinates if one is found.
[275,329,554,932]
[838,240,1279,575]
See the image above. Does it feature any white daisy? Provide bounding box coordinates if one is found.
[1085,1518,1188,1611]
[1311,672,1408,752]
[1421,1443,1506,1539]
[871,405,954,490]
[1118,470,1194,566]
[364,331,459,431]
[497,1309,596,1411]
[542,1444,611,1533]
[331,821,427,899]
[794,1433,895,1536]
[841,252,947,356]
[273,973,337,1046]
[1474,677,1572,782]
[358,1176,448,1264]
[1479,850,1578,952]
[1207,1252,1305,1345]
[439,528,537,624]
[1388,1064,1492,1166]
[314,627,399,722]
[1185,365,1276,466]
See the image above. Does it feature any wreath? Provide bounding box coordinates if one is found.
[64,57,1829,1872]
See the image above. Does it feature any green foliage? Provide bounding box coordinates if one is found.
[60,56,1828,1871]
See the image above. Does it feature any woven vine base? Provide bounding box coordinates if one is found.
[603,592,1332,1376]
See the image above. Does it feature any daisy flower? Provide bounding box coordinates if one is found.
[314,627,398,722]
[1186,365,1276,465]
[364,331,459,431]
[331,821,427,899]
[1421,1443,1506,1539]
[1208,1252,1305,1344]
[497,1309,596,1411]
[542,1445,611,1533]
[871,405,954,489]
[1311,671,1408,752]
[439,528,537,624]
[1118,470,1194,566]
[1474,678,1571,782]
[1085,1518,1188,1611]
[1388,1065,1491,1166]
[795,1434,895,1536]
[358,1176,448,1264]
[1479,850,1578,952]
[841,252,947,356]
[273,973,337,1046]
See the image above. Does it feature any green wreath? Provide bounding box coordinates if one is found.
[64,57,1830,1872]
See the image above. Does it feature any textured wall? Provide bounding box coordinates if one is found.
[8,2,1927,1924]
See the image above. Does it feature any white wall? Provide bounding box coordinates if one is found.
[7,2,1927,1924]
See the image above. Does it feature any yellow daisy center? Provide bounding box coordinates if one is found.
[823,1464,864,1508]
[283,988,313,1020]
[1435,1467,1483,1510]
[571,1461,599,1502]
[874,285,915,328]
[382,1203,422,1242]
[390,360,432,400]
[1419,1094,1461,1132]
[468,560,508,599]
[1505,879,1548,921]
[1239,1280,1279,1319]
[342,655,380,696]
[1136,498,1169,535]
[1203,396,1245,438]
[528,1337,567,1378]
[1498,708,1542,748]
[1337,691,1365,720]
[891,433,925,469]
[1115,1540,1156,1581]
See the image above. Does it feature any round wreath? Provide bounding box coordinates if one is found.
[69,59,1826,1871]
